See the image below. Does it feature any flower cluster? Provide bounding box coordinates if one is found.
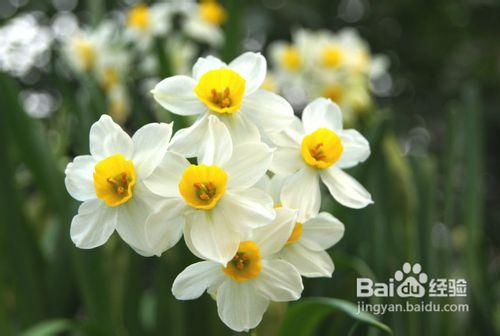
[267,28,390,123]
[59,0,227,123]
[0,13,53,77]
[65,52,372,332]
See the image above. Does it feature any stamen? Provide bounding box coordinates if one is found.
[107,173,130,195]
[193,182,217,201]
[310,143,327,160]
[210,86,232,108]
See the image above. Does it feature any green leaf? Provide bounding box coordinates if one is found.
[20,319,75,336]
[278,297,392,336]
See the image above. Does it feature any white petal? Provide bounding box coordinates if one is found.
[251,207,297,257]
[187,210,240,265]
[65,155,96,201]
[218,189,275,231]
[184,20,224,47]
[217,280,269,332]
[320,167,373,209]
[281,244,334,278]
[70,199,117,249]
[267,116,304,148]
[223,142,273,190]
[143,151,190,198]
[151,75,206,116]
[144,199,187,256]
[183,219,206,260]
[301,212,345,251]
[336,129,370,169]
[132,122,173,180]
[192,55,226,80]
[115,184,160,256]
[228,52,266,95]
[241,90,294,136]
[217,112,261,144]
[254,259,303,301]
[269,174,288,204]
[269,146,304,175]
[89,115,133,160]
[168,114,210,157]
[302,98,343,134]
[253,174,271,194]
[172,261,223,300]
[280,167,321,222]
[198,115,233,166]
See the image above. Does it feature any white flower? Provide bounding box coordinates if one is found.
[107,85,130,124]
[64,115,173,255]
[61,22,113,74]
[181,0,227,47]
[124,2,171,49]
[260,175,345,277]
[270,98,373,221]
[151,52,294,151]
[171,206,303,332]
[94,45,131,91]
[0,13,53,77]
[143,116,275,263]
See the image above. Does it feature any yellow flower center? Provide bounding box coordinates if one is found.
[127,4,150,31]
[93,154,136,207]
[178,165,227,210]
[286,223,303,245]
[282,46,301,71]
[199,0,227,26]
[323,84,344,103]
[321,45,343,68]
[108,96,127,122]
[74,38,95,72]
[102,67,119,90]
[222,241,262,282]
[301,128,343,169]
[194,69,246,114]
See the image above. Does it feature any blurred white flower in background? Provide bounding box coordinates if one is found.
[268,27,391,122]
[0,13,53,77]
[20,90,57,118]
[124,2,171,49]
[60,21,116,74]
[180,0,227,47]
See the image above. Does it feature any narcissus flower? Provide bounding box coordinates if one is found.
[278,211,344,277]
[182,0,227,47]
[171,207,303,332]
[258,175,345,277]
[126,3,171,36]
[64,115,172,255]
[143,116,275,263]
[151,52,294,151]
[62,23,113,74]
[270,98,373,220]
